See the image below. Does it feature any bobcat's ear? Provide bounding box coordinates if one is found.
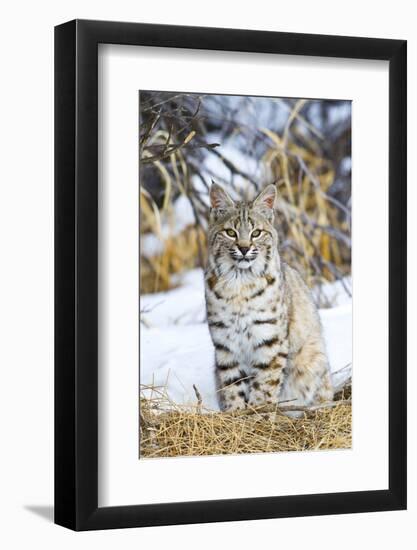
[253,184,277,211]
[210,182,235,210]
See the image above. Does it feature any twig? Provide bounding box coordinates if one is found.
[141,141,220,164]
[209,147,260,191]
[193,384,203,413]
[332,363,352,376]
[229,399,351,417]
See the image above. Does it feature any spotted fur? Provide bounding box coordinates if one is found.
[205,183,333,412]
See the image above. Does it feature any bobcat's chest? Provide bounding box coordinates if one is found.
[230,311,254,363]
[225,297,281,363]
[206,270,286,363]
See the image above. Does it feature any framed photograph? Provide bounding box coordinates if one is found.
[55,19,407,530]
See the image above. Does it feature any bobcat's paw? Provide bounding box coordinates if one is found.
[221,401,247,412]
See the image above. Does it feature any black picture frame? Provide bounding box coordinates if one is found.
[55,19,407,531]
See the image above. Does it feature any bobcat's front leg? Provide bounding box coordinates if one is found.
[248,350,287,407]
[214,348,249,411]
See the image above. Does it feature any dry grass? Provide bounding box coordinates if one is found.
[139,383,352,459]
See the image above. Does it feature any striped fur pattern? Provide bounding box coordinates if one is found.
[205,183,333,413]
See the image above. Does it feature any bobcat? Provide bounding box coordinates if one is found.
[205,182,333,412]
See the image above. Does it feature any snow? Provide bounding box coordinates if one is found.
[140,269,352,411]
[140,270,206,327]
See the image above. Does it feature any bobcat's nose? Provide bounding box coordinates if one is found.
[238,246,250,256]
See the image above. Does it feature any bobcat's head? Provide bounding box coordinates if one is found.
[208,183,278,274]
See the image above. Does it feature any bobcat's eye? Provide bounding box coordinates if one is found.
[225,229,237,238]
[251,229,262,238]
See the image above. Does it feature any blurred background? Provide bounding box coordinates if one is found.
[139,91,351,307]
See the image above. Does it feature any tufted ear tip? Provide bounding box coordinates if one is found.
[210,181,235,209]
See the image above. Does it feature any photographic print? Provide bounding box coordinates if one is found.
[54,21,406,529]
[139,91,352,459]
